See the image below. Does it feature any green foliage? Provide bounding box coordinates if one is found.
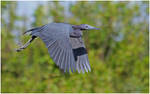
[1,1,149,93]
[49,2,65,22]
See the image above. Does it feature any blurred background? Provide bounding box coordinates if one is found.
[1,1,149,93]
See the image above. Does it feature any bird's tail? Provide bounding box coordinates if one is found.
[23,27,41,35]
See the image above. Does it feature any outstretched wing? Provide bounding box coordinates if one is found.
[34,23,76,73]
[70,36,91,73]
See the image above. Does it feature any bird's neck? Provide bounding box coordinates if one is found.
[72,25,82,30]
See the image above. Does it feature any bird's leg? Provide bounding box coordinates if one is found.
[16,36,36,52]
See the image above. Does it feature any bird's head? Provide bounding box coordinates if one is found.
[80,24,100,30]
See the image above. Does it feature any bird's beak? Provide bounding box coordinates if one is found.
[92,27,100,30]
[88,26,100,30]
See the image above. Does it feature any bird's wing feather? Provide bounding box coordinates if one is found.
[35,23,76,72]
[70,36,91,73]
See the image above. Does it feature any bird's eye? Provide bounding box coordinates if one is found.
[86,26,88,28]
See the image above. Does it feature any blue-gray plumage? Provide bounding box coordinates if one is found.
[16,23,99,73]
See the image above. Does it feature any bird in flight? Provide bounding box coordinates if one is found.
[16,23,99,73]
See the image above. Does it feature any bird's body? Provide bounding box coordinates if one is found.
[17,22,99,73]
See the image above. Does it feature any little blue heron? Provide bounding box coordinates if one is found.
[16,23,99,73]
